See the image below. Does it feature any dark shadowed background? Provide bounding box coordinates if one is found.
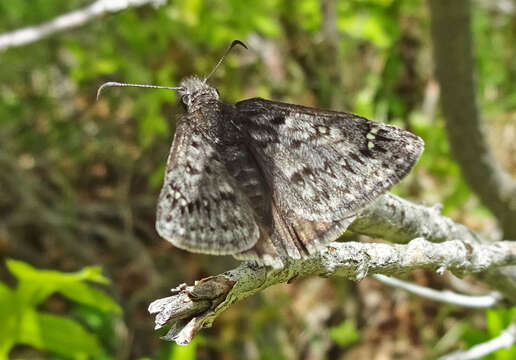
[0,0,515,359]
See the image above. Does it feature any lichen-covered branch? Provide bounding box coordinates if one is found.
[0,0,166,52]
[149,193,516,345]
[149,237,516,345]
[349,193,481,244]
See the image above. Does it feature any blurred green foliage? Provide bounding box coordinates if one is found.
[0,0,515,359]
[0,260,121,358]
[329,320,360,348]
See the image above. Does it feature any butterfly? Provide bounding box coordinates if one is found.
[98,41,424,268]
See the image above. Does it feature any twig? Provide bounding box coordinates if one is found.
[438,320,516,360]
[475,0,516,15]
[372,274,503,308]
[149,238,516,345]
[0,0,166,52]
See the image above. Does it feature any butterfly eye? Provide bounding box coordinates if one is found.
[181,95,189,106]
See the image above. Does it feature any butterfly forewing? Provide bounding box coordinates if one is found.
[156,119,260,255]
[235,98,424,222]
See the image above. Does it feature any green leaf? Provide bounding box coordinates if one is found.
[1,260,119,357]
[487,308,516,337]
[18,310,102,357]
[59,281,122,314]
[7,259,108,286]
[329,320,360,347]
[461,325,488,348]
[7,260,58,306]
[0,281,14,300]
[74,265,111,284]
[6,259,115,310]
[169,336,203,360]
[0,283,18,358]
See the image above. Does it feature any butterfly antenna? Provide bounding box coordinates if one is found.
[203,40,248,83]
[96,82,183,100]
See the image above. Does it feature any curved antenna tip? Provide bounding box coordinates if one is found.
[96,82,119,101]
[203,40,249,83]
[230,40,248,50]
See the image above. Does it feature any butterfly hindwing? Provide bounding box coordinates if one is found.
[155,119,260,255]
[235,98,424,222]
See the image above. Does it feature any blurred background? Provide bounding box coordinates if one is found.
[0,0,515,359]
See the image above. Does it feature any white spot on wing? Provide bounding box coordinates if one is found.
[318,126,329,134]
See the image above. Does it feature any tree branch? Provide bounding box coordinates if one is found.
[438,320,516,360]
[428,0,516,238]
[148,192,516,345]
[149,193,516,345]
[149,237,516,345]
[0,0,166,52]
[372,274,503,308]
[349,194,481,244]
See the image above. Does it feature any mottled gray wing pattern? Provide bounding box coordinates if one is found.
[235,98,424,222]
[155,119,259,255]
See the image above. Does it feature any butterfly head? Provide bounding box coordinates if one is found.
[177,77,219,112]
[96,40,246,111]
[177,40,246,112]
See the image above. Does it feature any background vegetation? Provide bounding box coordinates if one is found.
[0,0,514,358]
